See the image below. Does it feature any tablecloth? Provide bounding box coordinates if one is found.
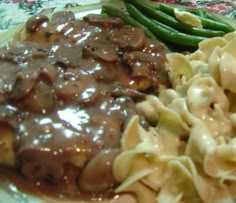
[0,0,235,33]
[152,0,236,17]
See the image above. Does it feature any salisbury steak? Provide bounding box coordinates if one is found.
[0,11,170,200]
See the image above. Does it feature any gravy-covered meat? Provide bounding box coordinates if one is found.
[0,11,170,201]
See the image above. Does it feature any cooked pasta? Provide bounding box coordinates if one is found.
[113,31,236,203]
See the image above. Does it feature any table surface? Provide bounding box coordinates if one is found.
[0,0,235,33]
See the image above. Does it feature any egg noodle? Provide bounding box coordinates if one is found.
[113,32,236,203]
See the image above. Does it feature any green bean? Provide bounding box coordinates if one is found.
[101,5,158,40]
[193,8,206,18]
[204,11,235,31]
[190,15,233,32]
[125,2,207,47]
[125,0,181,29]
[181,25,224,37]
[157,3,205,17]
[159,3,235,32]
[125,0,225,37]
[179,6,235,31]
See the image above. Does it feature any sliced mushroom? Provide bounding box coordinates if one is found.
[83,39,118,62]
[83,14,124,27]
[0,60,18,103]
[39,64,58,84]
[51,11,76,25]
[79,59,118,83]
[26,15,49,33]
[54,69,99,104]
[51,42,83,67]
[0,124,16,167]
[23,80,55,114]
[6,41,48,63]
[111,84,145,100]
[10,67,39,101]
[0,105,18,124]
[78,149,120,193]
[109,25,145,50]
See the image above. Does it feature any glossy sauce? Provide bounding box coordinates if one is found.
[0,12,170,201]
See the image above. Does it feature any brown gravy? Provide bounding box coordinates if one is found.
[0,11,170,201]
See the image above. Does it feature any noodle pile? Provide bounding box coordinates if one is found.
[113,32,236,203]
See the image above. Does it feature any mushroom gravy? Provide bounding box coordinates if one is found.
[0,11,170,201]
